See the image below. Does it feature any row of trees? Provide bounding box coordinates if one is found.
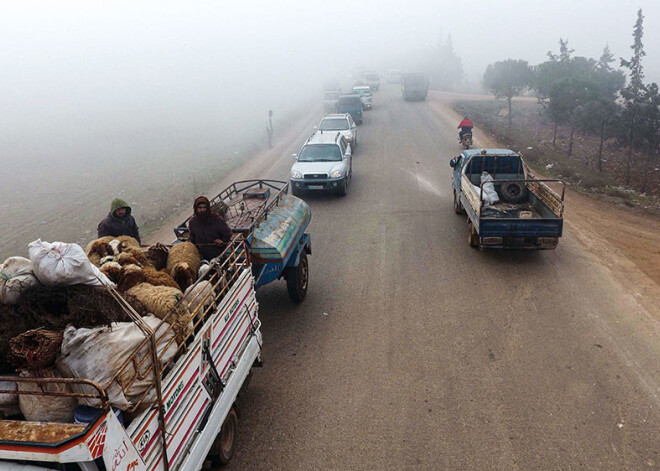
[482,9,659,189]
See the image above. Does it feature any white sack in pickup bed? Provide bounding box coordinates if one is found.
[17,368,77,423]
[478,172,500,205]
[28,239,114,287]
[58,315,177,410]
[0,256,40,305]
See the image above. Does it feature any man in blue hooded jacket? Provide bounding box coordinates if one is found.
[97,198,141,244]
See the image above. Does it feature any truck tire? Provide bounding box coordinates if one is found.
[467,221,479,248]
[500,181,528,204]
[285,251,309,302]
[209,407,238,466]
[453,191,464,214]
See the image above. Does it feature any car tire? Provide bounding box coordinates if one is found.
[337,178,349,196]
[285,251,309,302]
[291,186,302,197]
[453,191,464,214]
[500,182,528,204]
[209,407,238,466]
[467,220,479,248]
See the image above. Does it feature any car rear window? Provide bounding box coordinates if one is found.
[320,118,349,131]
[337,96,362,107]
[299,144,342,162]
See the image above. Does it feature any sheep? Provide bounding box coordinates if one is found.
[99,261,122,285]
[166,242,201,292]
[125,283,192,344]
[85,236,115,266]
[116,248,150,268]
[145,243,169,271]
[116,264,180,292]
[184,280,216,318]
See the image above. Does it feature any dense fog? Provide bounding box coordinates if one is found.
[1,0,659,257]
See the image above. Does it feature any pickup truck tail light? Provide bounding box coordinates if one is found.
[482,237,502,245]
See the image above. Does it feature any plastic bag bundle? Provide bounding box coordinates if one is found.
[480,172,500,205]
[17,368,77,423]
[28,240,114,288]
[58,315,177,410]
[0,257,40,305]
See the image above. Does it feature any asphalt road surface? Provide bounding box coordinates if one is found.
[217,85,660,470]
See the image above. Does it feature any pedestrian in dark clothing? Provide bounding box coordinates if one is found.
[97,198,141,244]
[188,196,233,261]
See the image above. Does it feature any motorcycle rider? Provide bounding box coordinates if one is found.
[457,117,474,142]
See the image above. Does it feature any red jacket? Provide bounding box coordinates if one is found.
[458,118,474,129]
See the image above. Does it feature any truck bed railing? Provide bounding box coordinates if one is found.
[174,180,289,242]
[466,178,565,218]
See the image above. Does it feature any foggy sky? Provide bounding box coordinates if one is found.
[1,0,659,169]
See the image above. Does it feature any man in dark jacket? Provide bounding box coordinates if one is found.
[97,198,141,244]
[188,196,233,261]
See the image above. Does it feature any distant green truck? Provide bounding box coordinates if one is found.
[401,72,428,101]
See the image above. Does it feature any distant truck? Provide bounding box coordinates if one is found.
[361,71,380,91]
[401,72,428,101]
[450,149,565,249]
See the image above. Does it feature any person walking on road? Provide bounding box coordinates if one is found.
[188,196,233,261]
[97,198,141,244]
[266,109,274,148]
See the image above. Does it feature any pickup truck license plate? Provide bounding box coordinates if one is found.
[308,185,324,190]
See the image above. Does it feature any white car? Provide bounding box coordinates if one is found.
[290,131,353,196]
[316,113,358,147]
[352,86,373,110]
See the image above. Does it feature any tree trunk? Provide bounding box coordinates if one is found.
[507,96,512,125]
[567,126,575,157]
[626,113,635,186]
[552,122,558,148]
[641,143,651,193]
[597,119,605,172]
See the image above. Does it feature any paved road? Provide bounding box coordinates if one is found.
[223,85,660,470]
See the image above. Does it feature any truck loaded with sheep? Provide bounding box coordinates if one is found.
[0,233,262,471]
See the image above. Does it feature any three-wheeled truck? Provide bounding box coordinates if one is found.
[0,239,262,470]
[450,149,565,249]
[174,180,312,301]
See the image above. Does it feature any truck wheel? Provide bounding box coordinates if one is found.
[209,407,238,466]
[467,221,479,248]
[453,191,463,214]
[500,182,528,204]
[286,252,309,302]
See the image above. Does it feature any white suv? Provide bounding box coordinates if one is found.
[290,132,353,196]
[316,113,357,147]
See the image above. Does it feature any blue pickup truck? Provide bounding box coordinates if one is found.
[450,149,565,250]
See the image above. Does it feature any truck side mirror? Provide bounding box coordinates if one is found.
[449,158,457,168]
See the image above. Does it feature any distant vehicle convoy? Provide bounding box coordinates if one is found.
[323,90,340,112]
[387,68,401,83]
[290,131,352,197]
[450,149,565,249]
[401,72,428,101]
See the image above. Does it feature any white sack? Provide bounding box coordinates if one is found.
[0,257,40,304]
[58,315,177,410]
[480,172,500,205]
[18,369,77,423]
[28,240,114,288]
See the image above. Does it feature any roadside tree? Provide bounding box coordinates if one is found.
[483,59,533,125]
